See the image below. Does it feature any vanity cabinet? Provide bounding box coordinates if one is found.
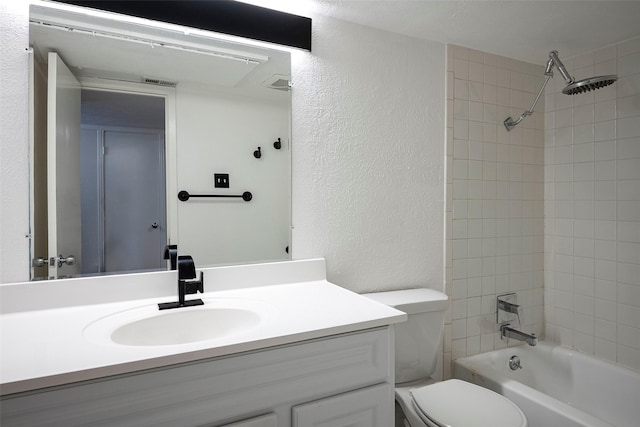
[292,383,391,427]
[222,413,278,427]
[0,327,393,427]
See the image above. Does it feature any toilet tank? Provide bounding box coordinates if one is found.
[364,288,448,384]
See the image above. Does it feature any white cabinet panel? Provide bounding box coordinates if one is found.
[292,384,392,427]
[221,413,277,427]
[1,328,391,427]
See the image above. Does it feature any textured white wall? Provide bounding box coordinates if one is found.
[1,4,446,292]
[290,15,446,293]
[0,0,30,283]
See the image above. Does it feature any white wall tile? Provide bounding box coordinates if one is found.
[469,81,484,102]
[618,201,640,221]
[618,283,640,308]
[483,84,497,104]
[595,337,617,362]
[596,59,617,76]
[484,65,498,85]
[595,120,616,142]
[618,116,640,139]
[618,158,640,180]
[595,46,618,63]
[618,345,640,371]
[619,51,640,77]
[595,140,616,161]
[617,180,640,201]
[574,104,594,126]
[618,262,640,286]
[595,201,616,220]
[618,137,640,159]
[445,48,546,368]
[595,100,616,122]
[617,242,640,264]
[455,79,469,100]
[595,298,617,321]
[574,143,594,163]
[469,101,484,122]
[617,221,640,243]
[555,109,573,128]
[617,94,640,118]
[574,124,595,144]
[469,61,484,83]
[574,163,594,181]
[617,73,640,98]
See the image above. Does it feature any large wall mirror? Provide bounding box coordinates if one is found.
[29,1,292,280]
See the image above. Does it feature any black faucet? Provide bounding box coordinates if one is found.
[164,244,178,270]
[158,255,205,310]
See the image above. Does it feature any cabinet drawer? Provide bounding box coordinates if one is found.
[221,413,277,427]
[292,384,393,427]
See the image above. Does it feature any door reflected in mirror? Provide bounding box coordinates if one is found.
[29,1,292,280]
[81,90,167,276]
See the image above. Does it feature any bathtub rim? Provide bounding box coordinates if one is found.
[452,341,635,427]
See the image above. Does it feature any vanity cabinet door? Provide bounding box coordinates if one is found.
[291,383,392,427]
[219,413,277,427]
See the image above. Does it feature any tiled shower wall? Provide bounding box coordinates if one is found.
[444,45,545,376]
[544,37,640,372]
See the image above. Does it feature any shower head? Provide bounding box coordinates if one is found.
[562,75,618,95]
[504,50,619,131]
[549,50,618,95]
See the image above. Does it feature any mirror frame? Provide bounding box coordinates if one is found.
[56,0,312,50]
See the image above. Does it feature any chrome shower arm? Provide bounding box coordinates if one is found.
[504,74,552,131]
[544,56,554,76]
[549,50,574,84]
[504,50,617,131]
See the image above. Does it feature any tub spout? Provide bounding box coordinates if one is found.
[501,324,537,346]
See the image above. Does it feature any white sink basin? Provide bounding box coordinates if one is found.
[111,308,261,346]
[84,299,267,347]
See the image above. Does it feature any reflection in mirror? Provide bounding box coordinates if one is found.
[29,1,292,281]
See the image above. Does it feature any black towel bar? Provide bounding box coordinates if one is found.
[178,190,252,202]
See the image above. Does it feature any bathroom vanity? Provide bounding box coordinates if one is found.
[0,259,405,426]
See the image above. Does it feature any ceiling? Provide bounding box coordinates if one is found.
[249,0,640,65]
[30,2,291,97]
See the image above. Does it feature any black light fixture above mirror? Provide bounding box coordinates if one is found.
[55,0,312,51]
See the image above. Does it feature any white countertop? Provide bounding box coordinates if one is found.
[1,271,406,395]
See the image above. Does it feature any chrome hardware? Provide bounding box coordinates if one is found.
[501,324,537,346]
[32,257,47,268]
[509,355,523,370]
[497,293,522,325]
[51,254,76,268]
[505,50,617,131]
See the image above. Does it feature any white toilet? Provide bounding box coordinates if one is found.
[364,289,527,427]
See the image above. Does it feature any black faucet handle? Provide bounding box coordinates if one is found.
[177,255,196,280]
[164,245,178,270]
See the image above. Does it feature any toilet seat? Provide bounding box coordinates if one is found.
[410,379,527,427]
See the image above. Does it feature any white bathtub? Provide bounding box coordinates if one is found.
[453,342,639,427]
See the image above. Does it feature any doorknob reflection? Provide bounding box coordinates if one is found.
[51,255,76,268]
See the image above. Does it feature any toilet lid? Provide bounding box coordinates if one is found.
[410,379,527,427]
